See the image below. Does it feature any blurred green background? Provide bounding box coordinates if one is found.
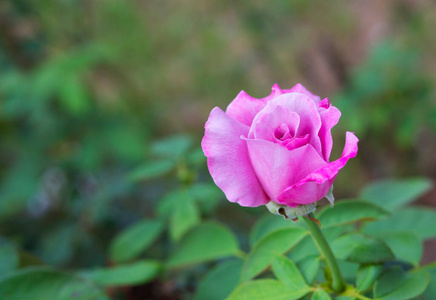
[0,0,435,299]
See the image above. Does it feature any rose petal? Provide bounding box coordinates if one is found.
[225,90,267,127]
[202,107,269,207]
[317,98,341,161]
[245,138,326,202]
[277,132,359,207]
[257,93,323,155]
[248,104,300,141]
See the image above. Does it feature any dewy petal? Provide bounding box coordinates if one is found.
[249,104,300,141]
[225,90,267,127]
[317,98,341,161]
[245,139,326,202]
[261,93,323,155]
[202,107,269,207]
[277,132,359,207]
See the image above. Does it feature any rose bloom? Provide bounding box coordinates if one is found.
[201,84,358,208]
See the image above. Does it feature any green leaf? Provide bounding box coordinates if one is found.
[150,134,193,158]
[170,193,200,242]
[188,183,222,214]
[317,200,389,228]
[360,178,432,211]
[311,289,331,300]
[337,260,359,281]
[363,207,436,239]
[374,267,429,300]
[356,264,383,292]
[109,219,164,263]
[297,255,320,285]
[331,233,394,263]
[128,160,175,182]
[0,240,19,276]
[227,279,310,300]
[381,232,422,266]
[193,259,243,300]
[288,225,352,263]
[249,214,301,246]
[241,227,308,281]
[424,267,436,299]
[82,260,161,287]
[271,255,308,289]
[167,222,239,268]
[0,267,107,300]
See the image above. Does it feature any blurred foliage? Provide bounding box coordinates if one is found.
[0,0,435,299]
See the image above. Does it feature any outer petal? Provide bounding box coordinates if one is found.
[225,91,267,127]
[317,98,341,161]
[277,132,359,207]
[202,107,269,207]
[263,83,322,103]
[245,139,326,202]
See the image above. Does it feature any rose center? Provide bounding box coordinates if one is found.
[273,123,309,150]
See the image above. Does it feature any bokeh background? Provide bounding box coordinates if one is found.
[0,0,435,299]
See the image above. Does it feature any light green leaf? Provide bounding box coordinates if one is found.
[249,214,301,246]
[360,178,432,211]
[188,183,222,214]
[374,267,429,300]
[167,222,239,268]
[297,255,320,285]
[0,267,107,300]
[151,134,193,158]
[241,227,308,281]
[82,260,161,287]
[227,279,310,300]
[356,264,383,292]
[194,259,243,300]
[363,207,436,239]
[311,289,331,300]
[109,219,164,263]
[170,193,200,242]
[331,233,394,263]
[381,232,422,266]
[271,255,308,289]
[128,160,175,182]
[288,225,353,263]
[337,260,359,281]
[317,200,389,228]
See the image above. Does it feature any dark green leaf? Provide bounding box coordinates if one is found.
[360,178,432,211]
[0,241,18,276]
[193,259,243,300]
[167,222,239,268]
[82,260,161,287]
[0,267,107,300]
[227,279,310,300]
[109,219,164,263]
[363,207,436,239]
[241,227,308,281]
[271,255,308,289]
[374,267,429,300]
[356,264,383,292]
[331,233,394,263]
[317,200,389,228]
[297,255,320,285]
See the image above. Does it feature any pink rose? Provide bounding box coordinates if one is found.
[201,83,358,208]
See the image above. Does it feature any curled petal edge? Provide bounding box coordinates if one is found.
[277,132,359,207]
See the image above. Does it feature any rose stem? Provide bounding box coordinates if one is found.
[303,212,345,294]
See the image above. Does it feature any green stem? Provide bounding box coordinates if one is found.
[303,212,345,294]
